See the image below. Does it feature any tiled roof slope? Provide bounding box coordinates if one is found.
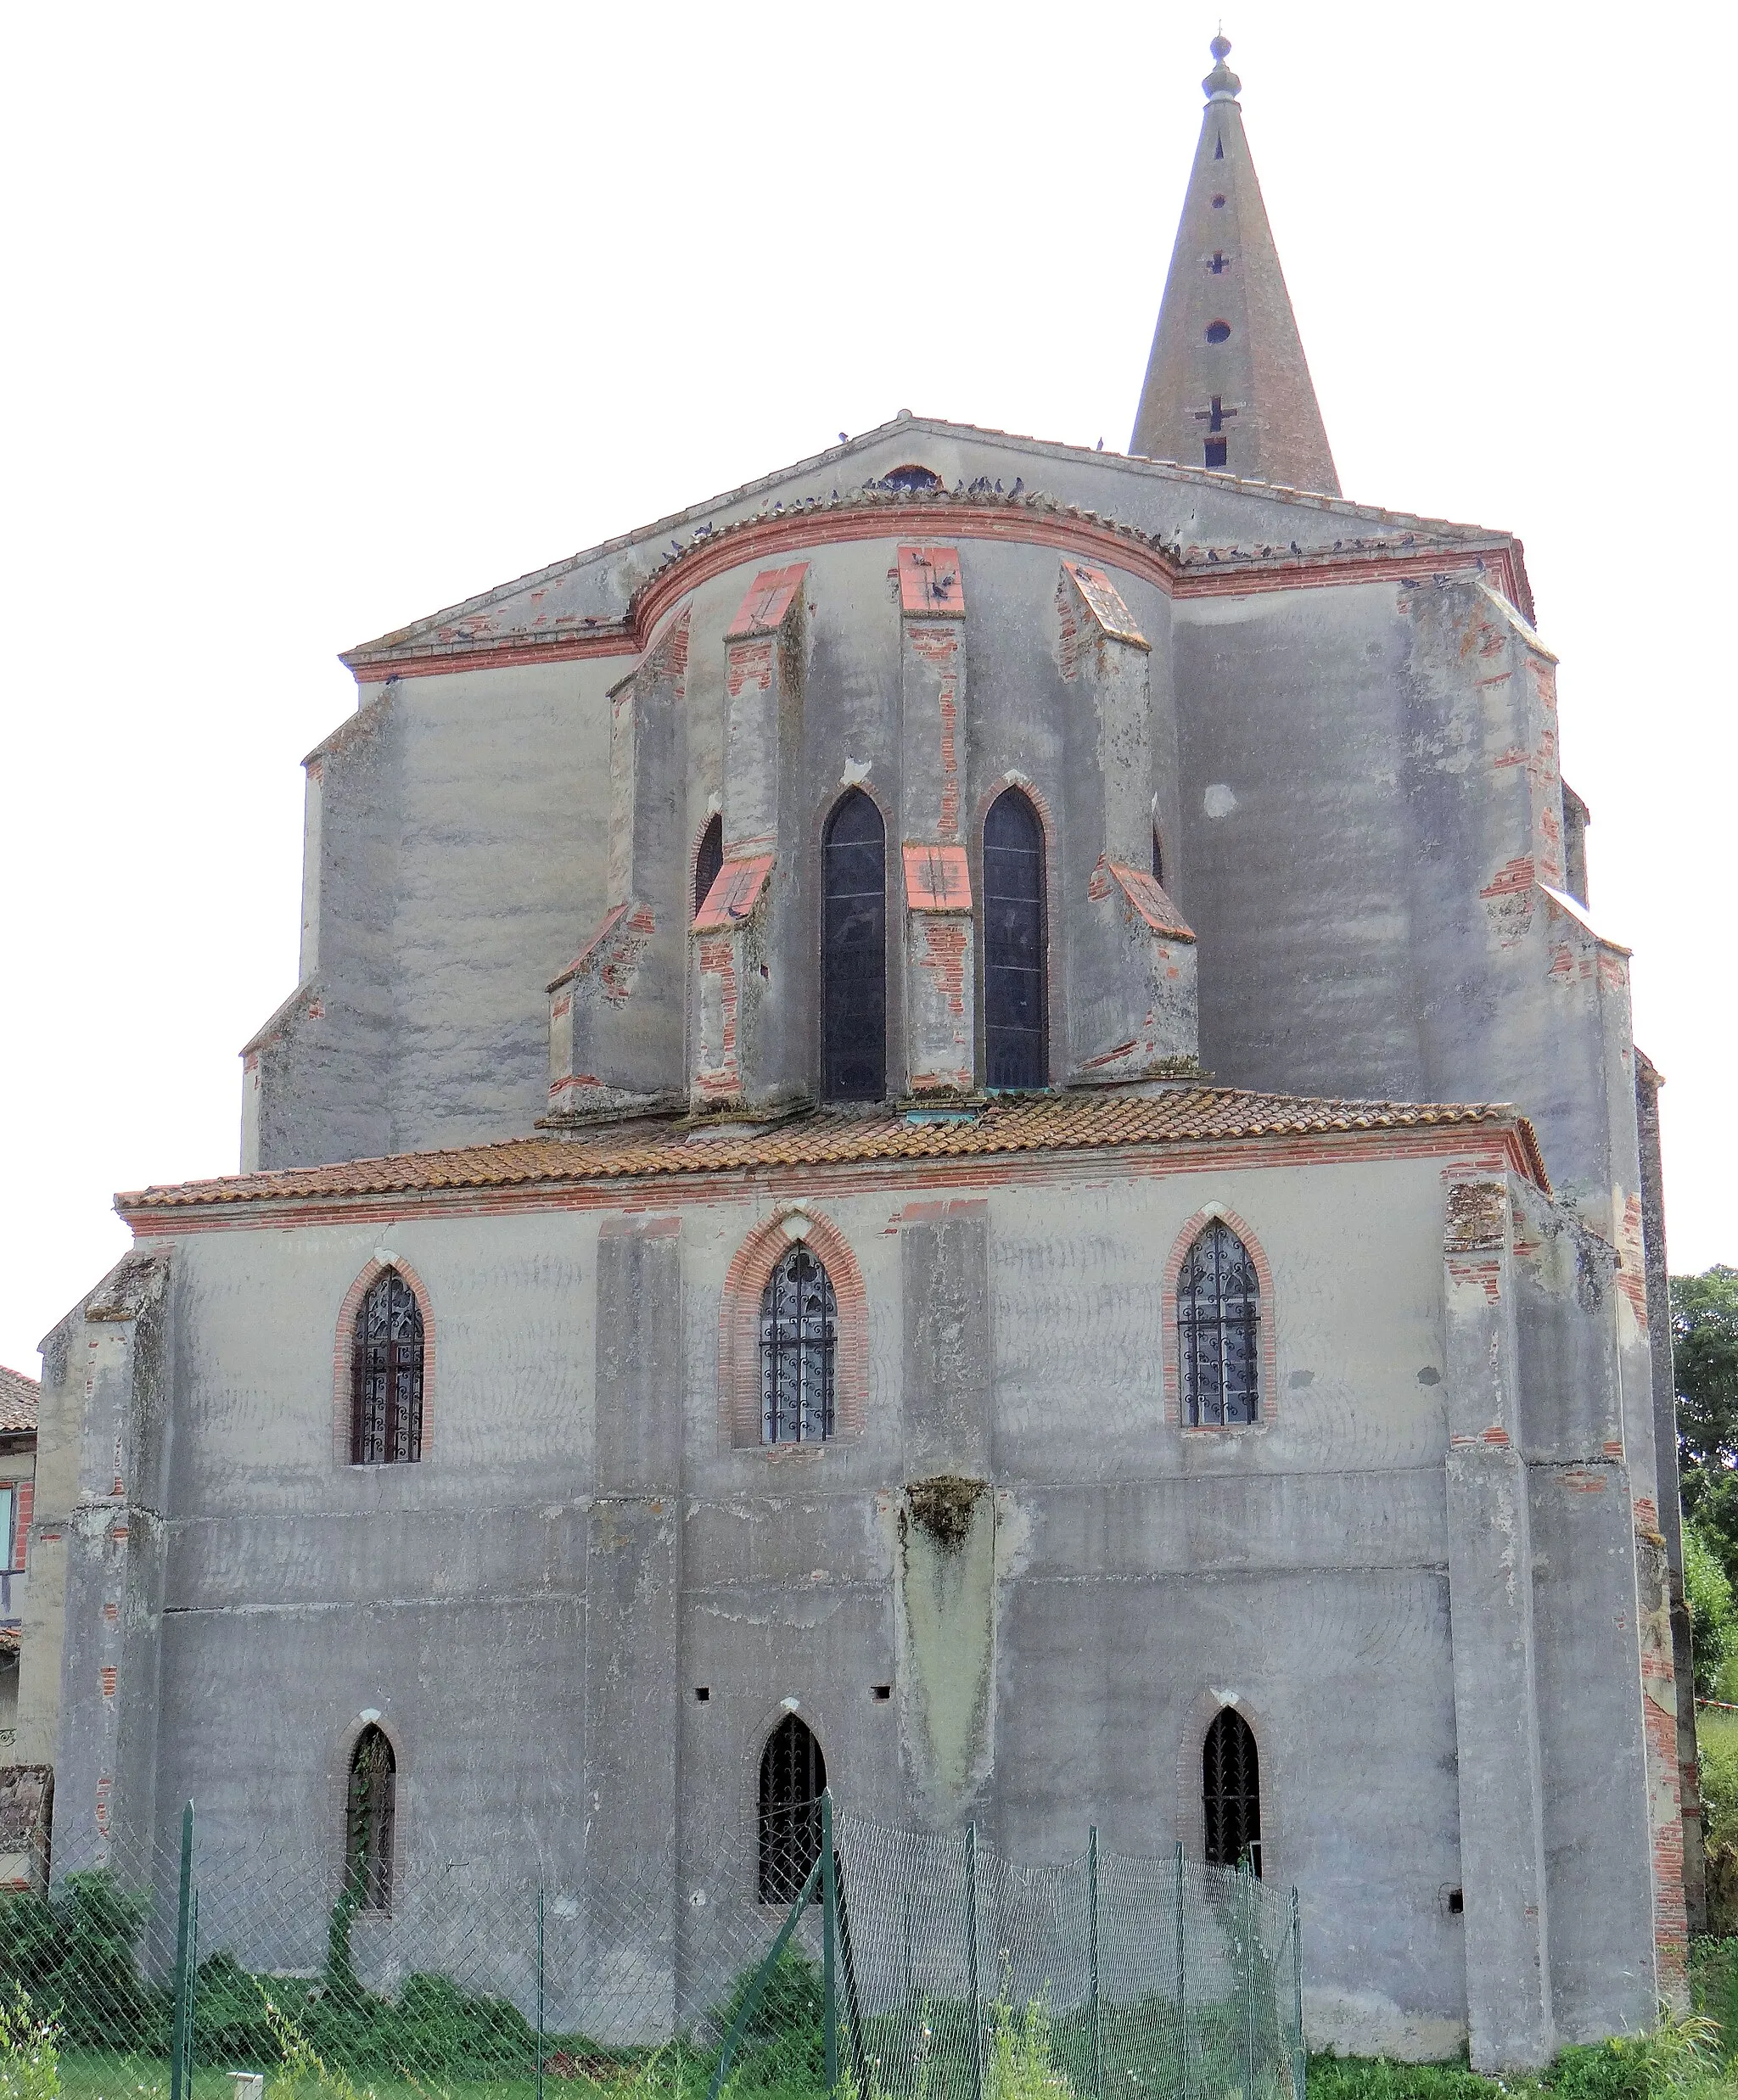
[0,1366,39,1434]
[119,1089,1546,1214]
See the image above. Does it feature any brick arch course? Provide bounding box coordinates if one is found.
[719,1209,868,1449]
[333,1257,436,1464]
[1161,1206,1277,1428]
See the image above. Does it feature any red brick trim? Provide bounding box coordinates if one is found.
[332,1257,435,1465]
[346,505,1525,686]
[12,1481,30,1573]
[1160,1206,1277,1430]
[719,1209,868,1450]
[970,776,1060,1089]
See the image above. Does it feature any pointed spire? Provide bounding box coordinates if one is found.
[1129,35,1340,496]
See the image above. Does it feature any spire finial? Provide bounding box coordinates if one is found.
[1203,31,1240,102]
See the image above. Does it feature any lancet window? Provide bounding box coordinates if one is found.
[759,1713,826,1904]
[983,788,1046,1089]
[1203,1707,1261,1876]
[821,791,886,1100]
[345,1725,397,1910]
[695,813,724,918]
[760,1245,837,1444]
[1178,1222,1260,1427]
[351,1268,423,1465]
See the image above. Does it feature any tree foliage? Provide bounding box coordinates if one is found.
[1674,1268,1738,1617]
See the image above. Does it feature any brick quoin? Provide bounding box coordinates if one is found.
[332,1256,435,1464]
[1159,1205,1278,1429]
[718,1209,869,1450]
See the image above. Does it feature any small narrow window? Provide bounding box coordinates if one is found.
[1203,1707,1261,1876]
[350,1270,423,1465]
[760,1245,837,1444]
[1179,1221,1259,1425]
[1204,438,1227,468]
[1152,831,1165,887]
[346,1726,396,1910]
[822,790,887,1100]
[694,813,724,919]
[983,787,1046,1089]
[760,1714,826,1904]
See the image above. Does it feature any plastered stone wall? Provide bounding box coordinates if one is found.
[42,1140,1663,2062]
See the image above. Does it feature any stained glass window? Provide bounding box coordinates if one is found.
[822,792,886,1101]
[984,789,1046,1089]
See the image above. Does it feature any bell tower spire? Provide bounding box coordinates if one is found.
[1129,35,1339,496]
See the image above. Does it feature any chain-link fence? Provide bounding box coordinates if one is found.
[0,1797,1304,2100]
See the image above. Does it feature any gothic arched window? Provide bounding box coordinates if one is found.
[759,1713,826,1904]
[695,813,724,919]
[1203,1707,1261,1876]
[351,1269,423,1465]
[760,1245,836,1444]
[983,788,1046,1089]
[1178,1222,1259,1426]
[345,1725,396,1910]
[821,791,886,1100]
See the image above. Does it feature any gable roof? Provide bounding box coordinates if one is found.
[338,414,1533,687]
[0,1366,38,1435]
[117,1086,1548,1223]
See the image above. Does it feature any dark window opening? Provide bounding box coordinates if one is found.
[760,1245,837,1444]
[1209,251,1229,274]
[694,813,724,918]
[872,1684,892,1702]
[350,1270,423,1465]
[759,1714,825,1904]
[1448,1888,1465,1914]
[1214,134,1224,160]
[1211,194,1227,209]
[345,1726,396,1911]
[822,790,886,1100]
[983,787,1046,1089]
[1205,320,1231,344]
[695,1687,711,1702]
[1152,832,1164,887]
[1204,438,1228,468]
[1203,1707,1260,1876]
[1179,1220,1259,1425]
[880,464,944,492]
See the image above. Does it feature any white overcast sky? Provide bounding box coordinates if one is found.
[2,1,1733,1375]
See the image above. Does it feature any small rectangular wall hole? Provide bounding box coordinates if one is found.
[694,1686,710,1702]
[872,1684,892,1702]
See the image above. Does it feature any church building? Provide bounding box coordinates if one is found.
[16,36,1690,2072]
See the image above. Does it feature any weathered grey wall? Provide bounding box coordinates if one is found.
[45,1143,1663,2061]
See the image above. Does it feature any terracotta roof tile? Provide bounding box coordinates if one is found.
[0,1366,39,1434]
[118,1088,1546,1214]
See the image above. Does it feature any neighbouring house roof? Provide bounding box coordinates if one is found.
[118,1087,1548,1221]
[0,1367,38,1436]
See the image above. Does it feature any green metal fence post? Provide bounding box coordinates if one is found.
[1289,1886,1305,2100]
[536,1884,546,2100]
[1240,1858,1256,2100]
[168,1801,194,2100]
[1173,1843,1186,2100]
[185,1887,199,2097]
[965,1823,985,2100]
[822,1790,838,2097]
[1088,1826,1102,2099]
[708,1851,824,2100]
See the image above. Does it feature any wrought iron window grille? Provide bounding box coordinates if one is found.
[760,1246,837,1445]
[350,1268,424,1465]
[1203,1705,1262,1878]
[1178,1221,1260,1427]
[758,1714,826,1905]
